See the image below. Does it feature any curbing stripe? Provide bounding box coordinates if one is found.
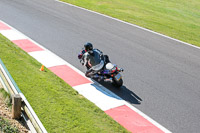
[0,21,11,30]
[105,105,164,133]
[125,102,172,133]
[49,65,92,87]
[12,39,44,52]
[73,83,125,111]
[29,51,67,68]
[0,30,27,40]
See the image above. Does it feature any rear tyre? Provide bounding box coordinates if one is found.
[112,78,123,88]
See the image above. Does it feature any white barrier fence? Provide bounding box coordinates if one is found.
[0,59,47,133]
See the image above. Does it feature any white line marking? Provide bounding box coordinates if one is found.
[55,0,200,50]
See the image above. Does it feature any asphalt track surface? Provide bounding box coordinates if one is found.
[0,0,200,132]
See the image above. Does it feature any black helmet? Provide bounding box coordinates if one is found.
[84,42,93,51]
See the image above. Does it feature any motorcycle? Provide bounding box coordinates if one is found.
[78,49,124,87]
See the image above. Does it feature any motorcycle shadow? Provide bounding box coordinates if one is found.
[93,79,142,105]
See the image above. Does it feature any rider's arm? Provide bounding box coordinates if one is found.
[83,53,89,66]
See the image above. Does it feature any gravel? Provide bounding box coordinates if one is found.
[0,86,30,133]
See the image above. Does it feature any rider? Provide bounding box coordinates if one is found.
[81,42,105,78]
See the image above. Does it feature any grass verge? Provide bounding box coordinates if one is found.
[61,0,200,47]
[0,88,12,108]
[0,34,128,132]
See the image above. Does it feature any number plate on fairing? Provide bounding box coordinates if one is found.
[114,73,122,81]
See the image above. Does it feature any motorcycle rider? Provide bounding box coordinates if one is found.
[80,42,113,78]
[80,42,105,78]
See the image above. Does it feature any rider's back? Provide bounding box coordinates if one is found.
[86,49,102,66]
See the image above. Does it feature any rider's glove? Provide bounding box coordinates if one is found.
[78,54,82,59]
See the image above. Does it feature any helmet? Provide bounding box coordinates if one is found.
[84,42,93,51]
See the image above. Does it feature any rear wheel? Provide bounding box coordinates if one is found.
[112,78,123,88]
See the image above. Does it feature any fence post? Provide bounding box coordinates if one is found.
[12,94,21,119]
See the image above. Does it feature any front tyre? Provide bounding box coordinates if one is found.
[112,78,123,88]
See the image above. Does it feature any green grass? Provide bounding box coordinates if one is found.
[0,88,10,99]
[61,0,200,47]
[0,89,12,108]
[0,34,128,132]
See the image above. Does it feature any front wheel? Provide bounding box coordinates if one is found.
[112,78,123,88]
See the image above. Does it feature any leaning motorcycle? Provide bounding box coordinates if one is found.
[78,49,124,87]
